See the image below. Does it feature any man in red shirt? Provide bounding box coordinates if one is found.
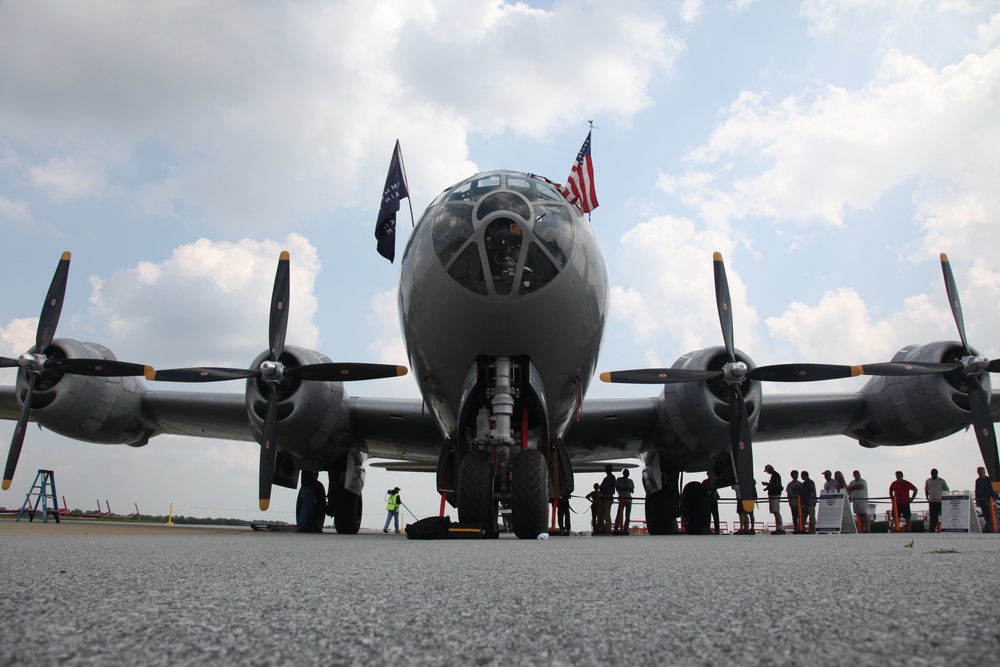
[888,471,918,531]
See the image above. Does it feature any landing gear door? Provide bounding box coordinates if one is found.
[343,450,366,496]
[642,451,663,495]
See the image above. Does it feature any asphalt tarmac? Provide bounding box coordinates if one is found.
[1,519,997,666]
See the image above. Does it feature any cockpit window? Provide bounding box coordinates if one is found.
[505,174,565,202]
[476,192,530,222]
[431,203,474,267]
[483,218,523,295]
[531,204,573,269]
[447,243,488,295]
[445,174,502,203]
[429,171,576,298]
[519,242,559,294]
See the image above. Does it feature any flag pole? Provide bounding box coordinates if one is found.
[397,141,416,228]
[586,120,598,222]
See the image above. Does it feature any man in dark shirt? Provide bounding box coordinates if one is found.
[614,469,635,535]
[763,464,785,535]
[975,467,999,533]
[598,465,616,535]
[800,470,817,533]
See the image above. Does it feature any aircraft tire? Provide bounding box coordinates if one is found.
[458,450,497,538]
[511,449,549,539]
[332,488,363,535]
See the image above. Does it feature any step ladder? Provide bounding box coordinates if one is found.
[16,469,61,523]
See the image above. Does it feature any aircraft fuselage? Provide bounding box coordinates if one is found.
[399,171,608,447]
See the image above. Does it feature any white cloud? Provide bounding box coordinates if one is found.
[0,195,30,222]
[672,37,1000,267]
[86,235,321,368]
[28,155,116,201]
[610,215,755,365]
[0,1,679,229]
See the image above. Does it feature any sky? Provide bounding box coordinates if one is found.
[1,0,998,529]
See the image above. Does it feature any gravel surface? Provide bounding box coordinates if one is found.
[1,526,997,666]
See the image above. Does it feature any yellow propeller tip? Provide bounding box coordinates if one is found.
[713,251,723,261]
[259,499,270,511]
[2,479,11,491]
[143,367,156,381]
[599,372,611,382]
[397,366,409,377]
[741,500,756,513]
[279,250,290,261]
[61,251,72,261]
[851,365,864,377]
[992,481,1000,494]
[940,253,949,262]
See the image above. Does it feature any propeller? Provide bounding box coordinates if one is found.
[939,254,1000,493]
[144,251,408,510]
[1,252,151,491]
[599,252,966,513]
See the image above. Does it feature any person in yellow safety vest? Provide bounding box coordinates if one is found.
[383,487,402,533]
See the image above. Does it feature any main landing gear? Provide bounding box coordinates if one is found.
[456,357,549,539]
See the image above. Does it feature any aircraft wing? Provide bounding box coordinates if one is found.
[564,388,1000,464]
[0,385,443,464]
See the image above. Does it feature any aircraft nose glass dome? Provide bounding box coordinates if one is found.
[430,171,576,297]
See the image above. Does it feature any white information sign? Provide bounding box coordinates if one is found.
[816,491,857,534]
[940,492,976,533]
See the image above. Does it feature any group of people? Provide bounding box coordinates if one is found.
[747,466,999,534]
[578,465,634,535]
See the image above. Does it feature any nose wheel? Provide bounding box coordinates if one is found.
[511,449,549,539]
[458,451,498,538]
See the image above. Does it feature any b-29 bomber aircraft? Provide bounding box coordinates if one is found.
[1,169,998,537]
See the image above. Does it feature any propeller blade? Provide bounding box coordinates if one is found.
[45,359,152,377]
[729,385,756,514]
[859,361,962,377]
[285,363,409,382]
[36,252,72,353]
[967,375,1000,484]
[940,253,970,354]
[0,357,18,368]
[713,252,735,363]
[2,375,35,490]
[268,251,290,362]
[146,367,260,383]
[748,361,963,382]
[258,385,279,511]
[748,364,857,382]
[988,359,1000,374]
[599,369,723,384]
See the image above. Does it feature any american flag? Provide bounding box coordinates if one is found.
[559,130,598,213]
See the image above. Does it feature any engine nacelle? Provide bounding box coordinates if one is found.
[655,346,762,466]
[847,341,990,447]
[15,339,153,446]
[244,345,352,460]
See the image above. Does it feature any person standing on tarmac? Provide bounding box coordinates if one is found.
[383,487,402,533]
[924,469,949,532]
[763,464,785,534]
[800,471,817,533]
[598,465,616,535]
[557,486,572,535]
[786,470,803,533]
[586,483,600,534]
[848,470,870,533]
[974,467,998,533]
[615,468,635,535]
[889,471,918,531]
